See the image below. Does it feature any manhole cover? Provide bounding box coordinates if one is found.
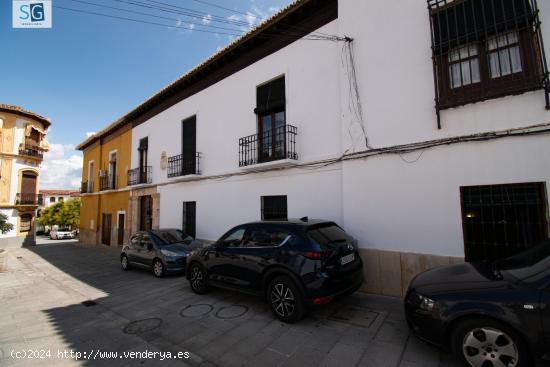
[328,306,379,328]
[123,318,162,334]
[179,304,213,318]
[215,305,248,319]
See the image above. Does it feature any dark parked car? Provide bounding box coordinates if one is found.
[185,219,363,323]
[121,229,201,277]
[405,240,550,367]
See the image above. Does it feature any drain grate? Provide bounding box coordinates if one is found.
[328,305,380,328]
[123,318,162,335]
[81,300,98,307]
[179,304,214,318]
[215,305,248,320]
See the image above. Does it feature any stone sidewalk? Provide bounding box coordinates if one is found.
[0,239,460,367]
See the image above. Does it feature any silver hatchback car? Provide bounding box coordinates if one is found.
[121,229,202,277]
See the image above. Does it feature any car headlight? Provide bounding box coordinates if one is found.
[161,249,184,257]
[417,294,436,311]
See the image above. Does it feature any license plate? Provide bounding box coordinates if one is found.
[340,253,355,265]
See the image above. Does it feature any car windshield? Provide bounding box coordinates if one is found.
[152,230,193,245]
[495,239,550,284]
[307,223,348,245]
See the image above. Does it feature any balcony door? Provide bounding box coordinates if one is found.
[138,137,148,183]
[255,76,286,164]
[258,111,285,163]
[181,116,196,175]
[21,172,37,204]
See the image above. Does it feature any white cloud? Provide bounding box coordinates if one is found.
[202,14,212,24]
[85,131,96,138]
[41,143,83,189]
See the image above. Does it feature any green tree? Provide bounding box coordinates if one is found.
[39,199,80,230]
[0,212,14,234]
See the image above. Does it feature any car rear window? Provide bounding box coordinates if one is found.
[307,224,348,245]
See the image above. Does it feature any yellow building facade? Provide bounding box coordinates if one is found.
[77,123,132,246]
[0,104,50,248]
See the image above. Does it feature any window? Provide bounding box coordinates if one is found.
[255,77,287,163]
[261,195,287,221]
[182,201,196,238]
[219,227,246,247]
[487,31,522,78]
[428,0,548,115]
[50,197,55,203]
[448,44,480,89]
[460,183,548,262]
[244,226,293,247]
[20,214,32,232]
[138,137,149,184]
[141,234,153,249]
[109,152,117,189]
[58,197,64,202]
[130,234,141,247]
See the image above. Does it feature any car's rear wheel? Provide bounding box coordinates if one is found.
[188,263,208,294]
[268,276,305,323]
[451,317,529,367]
[153,259,164,278]
[121,254,130,271]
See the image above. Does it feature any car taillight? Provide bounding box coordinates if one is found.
[302,250,333,260]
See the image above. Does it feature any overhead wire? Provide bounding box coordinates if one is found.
[65,0,254,34]
[56,1,345,42]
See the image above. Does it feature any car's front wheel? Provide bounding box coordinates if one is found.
[268,276,305,323]
[188,263,209,294]
[451,317,529,367]
[152,259,165,278]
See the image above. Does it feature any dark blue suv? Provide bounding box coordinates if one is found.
[185,219,364,323]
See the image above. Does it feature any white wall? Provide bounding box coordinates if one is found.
[338,0,550,151]
[342,135,550,257]
[132,1,550,257]
[159,165,342,241]
[131,21,342,183]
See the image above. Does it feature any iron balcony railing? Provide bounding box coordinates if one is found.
[15,193,43,205]
[167,153,201,178]
[18,144,43,159]
[81,180,94,193]
[239,124,297,167]
[99,174,117,191]
[128,166,152,186]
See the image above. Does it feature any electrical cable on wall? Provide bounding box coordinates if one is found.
[156,123,550,186]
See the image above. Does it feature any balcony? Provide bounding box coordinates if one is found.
[81,180,94,194]
[99,174,117,191]
[167,153,201,178]
[18,143,44,159]
[128,166,152,186]
[15,193,43,205]
[239,124,297,168]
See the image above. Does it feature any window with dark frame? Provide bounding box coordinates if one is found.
[460,182,549,262]
[428,0,549,124]
[261,195,288,221]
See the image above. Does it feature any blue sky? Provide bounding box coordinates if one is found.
[1,0,289,188]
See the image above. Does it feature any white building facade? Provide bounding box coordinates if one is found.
[120,0,550,296]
